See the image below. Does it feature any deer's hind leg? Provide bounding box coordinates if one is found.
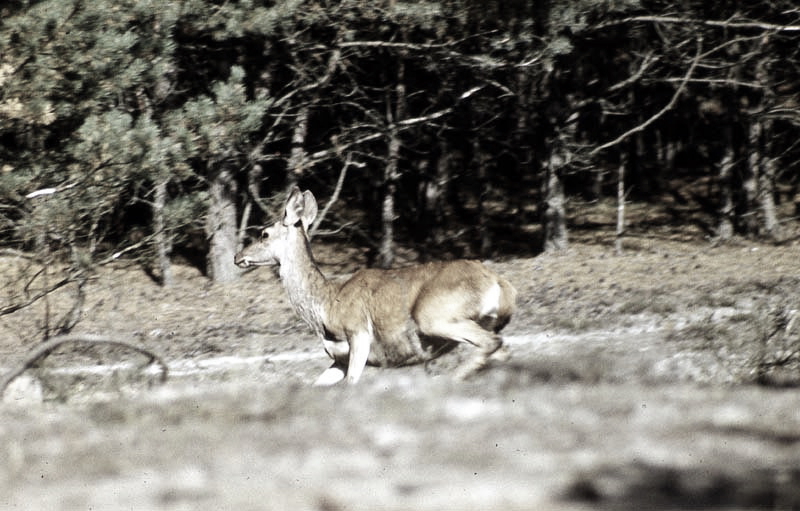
[417,316,504,380]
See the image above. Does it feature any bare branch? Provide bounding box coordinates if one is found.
[0,249,39,260]
[591,37,703,156]
[0,277,73,317]
[25,182,78,199]
[598,15,800,33]
[607,53,659,93]
[94,232,157,266]
[307,131,384,164]
[659,77,765,89]
[273,47,342,110]
[309,152,364,238]
[338,40,457,50]
[307,86,485,166]
[397,107,453,127]
[250,46,343,162]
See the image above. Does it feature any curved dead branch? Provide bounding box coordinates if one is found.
[1,335,169,399]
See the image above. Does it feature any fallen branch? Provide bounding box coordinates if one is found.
[1,335,169,399]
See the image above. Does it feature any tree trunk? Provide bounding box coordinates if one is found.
[717,127,735,240]
[55,272,87,336]
[541,152,568,252]
[153,179,173,287]
[286,106,309,191]
[474,138,492,258]
[633,108,648,195]
[615,152,627,255]
[54,244,88,336]
[429,140,450,247]
[378,130,399,269]
[657,132,677,196]
[206,165,242,283]
[591,167,604,201]
[742,119,761,235]
[377,58,406,269]
[758,119,780,238]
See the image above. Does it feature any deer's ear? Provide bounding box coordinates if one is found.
[283,187,318,231]
[283,187,304,226]
[300,190,318,231]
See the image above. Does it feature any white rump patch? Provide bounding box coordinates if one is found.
[479,282,501,319]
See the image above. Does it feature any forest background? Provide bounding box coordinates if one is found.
[1,0,799,333]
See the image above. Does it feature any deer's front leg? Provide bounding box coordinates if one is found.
[315,337,349,386]
[346,329,373,384]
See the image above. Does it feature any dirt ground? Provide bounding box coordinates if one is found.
[2,235,800,510]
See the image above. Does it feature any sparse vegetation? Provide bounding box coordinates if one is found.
[2,239,800,509]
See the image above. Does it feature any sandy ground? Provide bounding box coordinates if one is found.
[1,238,800,510]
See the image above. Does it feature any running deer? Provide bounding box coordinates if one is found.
[234,188,517,385]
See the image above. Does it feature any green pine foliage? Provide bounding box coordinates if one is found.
[177,66,270,161]
[1,0,274,261]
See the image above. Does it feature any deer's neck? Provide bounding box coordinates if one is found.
[278,231,333,337]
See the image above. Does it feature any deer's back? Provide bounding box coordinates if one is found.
[328,262,440,337]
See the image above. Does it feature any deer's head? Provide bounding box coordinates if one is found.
[234,187,318,268]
